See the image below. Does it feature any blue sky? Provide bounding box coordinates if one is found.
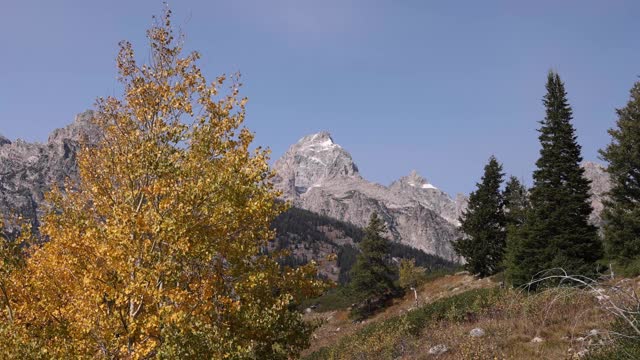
[1,1,639,195]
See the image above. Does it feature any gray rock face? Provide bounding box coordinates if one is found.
[0,111,98,237]
[273,132,360,198]
[582,161,611,227]
[388,170,464,225]
[273,132,464,262]
[0,135,11,147]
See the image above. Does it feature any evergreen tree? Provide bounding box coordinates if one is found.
[349,213,398,319]
[503,176,529,227]
[452,156,506,277]
[599,81,640,272]
[502,176,529,274]
[507,71,602,287]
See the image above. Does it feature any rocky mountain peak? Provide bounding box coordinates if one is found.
[272,133,465,261]
[0,111,99,237]
[0,135,10,147]
[393,170,437,190]
[47,110,100,145]
[298,131,335,147]
[273,132,360,198]
[386,170,463,227]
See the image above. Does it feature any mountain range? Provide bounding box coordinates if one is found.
[0,112,611,265]
[272,131,467,262]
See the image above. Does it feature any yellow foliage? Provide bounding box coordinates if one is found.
[398,258,427,290]
[2,8,324,359]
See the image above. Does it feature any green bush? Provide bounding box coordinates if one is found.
[613,258,640,278]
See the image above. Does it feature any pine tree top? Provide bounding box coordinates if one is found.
[532,71,590,199]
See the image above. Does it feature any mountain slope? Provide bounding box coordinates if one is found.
[0,111,98,237]
[271,206,456,283]
[273,132,467,262]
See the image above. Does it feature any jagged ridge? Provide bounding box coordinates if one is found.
[0,111,98,237]
[273,132,468,262]
[0,117,610,265]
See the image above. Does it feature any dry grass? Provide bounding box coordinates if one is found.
[302,273,494,356]
[406,288,612,359]
[303,274,621,359]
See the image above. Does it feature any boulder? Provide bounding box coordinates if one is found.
[428,344,448,355]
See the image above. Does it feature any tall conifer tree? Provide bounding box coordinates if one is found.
[600,81,640,272]
[507,71,602,287]
[453,156,506,277]
[349,213,398,319]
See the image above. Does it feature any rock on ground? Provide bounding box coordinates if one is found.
[428,344,448,355]
[469,328,485,337]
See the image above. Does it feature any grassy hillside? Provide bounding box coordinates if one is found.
[302,273,637,359]
[271,207,639,359]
